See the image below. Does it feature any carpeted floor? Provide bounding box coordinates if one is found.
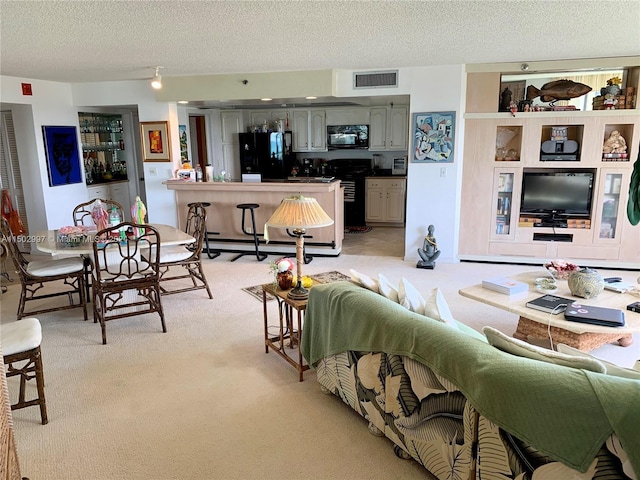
[2,252,639,479]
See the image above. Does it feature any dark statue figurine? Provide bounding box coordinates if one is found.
[499,87,512,112]
[417,224,440,269]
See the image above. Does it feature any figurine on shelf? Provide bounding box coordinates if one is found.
[603,130,627,154]
[499,87,512,112]
[603,93,618,110]
[417,224,441,269]
[509,101,518,117]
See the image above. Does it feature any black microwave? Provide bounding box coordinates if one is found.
[327,125,369,149]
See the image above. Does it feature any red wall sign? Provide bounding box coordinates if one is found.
[21,83,32,96]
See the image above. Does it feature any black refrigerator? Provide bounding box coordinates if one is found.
[239,132,284,180]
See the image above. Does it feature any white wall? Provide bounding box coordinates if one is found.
[72,80,180,225]
[0,76,89,233]
[2,68,467,259]
[334,65,466,263]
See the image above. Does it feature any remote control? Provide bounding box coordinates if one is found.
[604,277,622,283]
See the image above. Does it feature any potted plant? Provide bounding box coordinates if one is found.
[603,75,622,96]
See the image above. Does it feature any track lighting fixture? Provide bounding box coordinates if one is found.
[151,66,163,89]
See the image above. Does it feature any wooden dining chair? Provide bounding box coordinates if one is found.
[91,222,165,344]
[72,198,125,300]
[157,202,213,298]
[73,198,125,227]
[0,218,88,321]
[2,317,48,425]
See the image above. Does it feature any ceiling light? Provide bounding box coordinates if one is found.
[151,66,163,89]
[305,96,317,100]
[261,98,272,101]
[178,100,189,104]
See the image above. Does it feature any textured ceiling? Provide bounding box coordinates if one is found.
[1,0,639,85]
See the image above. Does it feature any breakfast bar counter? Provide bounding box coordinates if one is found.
[164,180,344,256]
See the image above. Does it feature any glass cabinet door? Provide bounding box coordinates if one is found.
[598,172,623,240]
[492,170,516,238]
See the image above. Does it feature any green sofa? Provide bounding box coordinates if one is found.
[301,281,639,480]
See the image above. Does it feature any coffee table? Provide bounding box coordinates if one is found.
[459,271,640,351]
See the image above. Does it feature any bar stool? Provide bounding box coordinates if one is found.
[231,203,268,262]
[2,317,48,425]
[189,202,220,260]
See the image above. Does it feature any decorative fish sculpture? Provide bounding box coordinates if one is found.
[526,79,592,103]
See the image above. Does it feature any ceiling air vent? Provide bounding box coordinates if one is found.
[353,70,398,89]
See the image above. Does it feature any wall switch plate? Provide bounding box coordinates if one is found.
[440,167,446,177]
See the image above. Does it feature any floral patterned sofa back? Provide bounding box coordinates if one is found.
[301,281,639,480]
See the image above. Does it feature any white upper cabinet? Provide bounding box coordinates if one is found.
[325,108,370,126]
[292,109,326,152]
[248,109,289,131]
[292,110,310,151]
[221,110,244,144]
[369,106,408,151]
[369,108,387,150]
[387,106,408,151]
[309,110,327,151]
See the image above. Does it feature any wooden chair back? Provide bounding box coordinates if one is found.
[73,198,125,227]
[91,222,165,344]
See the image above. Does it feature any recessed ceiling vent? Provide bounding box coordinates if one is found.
[353,70,398,89]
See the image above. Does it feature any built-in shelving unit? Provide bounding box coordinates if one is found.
[78,112,128,185]
[459,63,640,268]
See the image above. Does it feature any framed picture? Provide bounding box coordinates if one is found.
[179,124,189,164]
[42,126,83,186]
[140,121,171,162]
[411,112,456,163]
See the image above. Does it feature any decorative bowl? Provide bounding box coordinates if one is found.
[544,259,580,281]
[535,277,558,294]
[546,268,571,281]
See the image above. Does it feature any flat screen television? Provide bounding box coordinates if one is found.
[520,171,594,219]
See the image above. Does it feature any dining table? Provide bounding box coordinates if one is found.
[35,223,195,256]
[34,223,195,302]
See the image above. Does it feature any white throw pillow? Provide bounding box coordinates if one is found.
[423,288,459,330]
[397,277,426,314]
[483,327,606,373]
[556,343,640,380]
[349,269,380,293]
[378,273,399,303]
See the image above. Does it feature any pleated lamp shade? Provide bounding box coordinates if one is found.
[266,195,334,230]
[265,195,334,300]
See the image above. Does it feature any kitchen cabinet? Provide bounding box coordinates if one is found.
[220,110,244,180]
[292,109,326,152]
[365,177,406,226]
[87,182,131,212]
[369,106,408,151]
[459,69,640,268]
[248,109,289,132]
[325,108,370,126]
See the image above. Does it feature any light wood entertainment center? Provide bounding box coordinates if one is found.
[459,61,640,269]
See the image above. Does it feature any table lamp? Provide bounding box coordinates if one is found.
[265,195,334,300]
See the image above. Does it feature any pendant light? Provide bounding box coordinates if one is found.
[151,66,163,90]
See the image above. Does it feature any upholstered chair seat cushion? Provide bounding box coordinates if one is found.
[26,257,85,277]
[158,245,193,263]
[1,317,42,356]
